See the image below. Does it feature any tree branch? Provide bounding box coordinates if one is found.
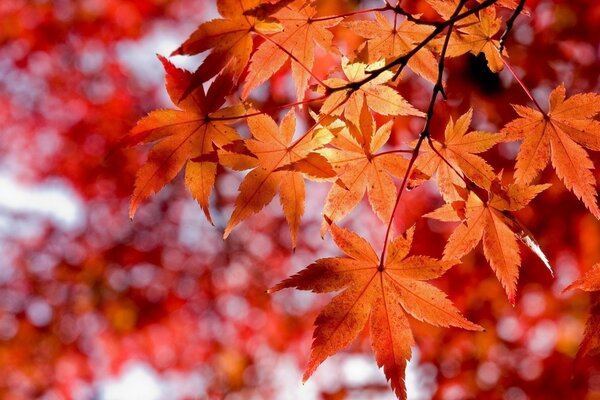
[499,0,526,53]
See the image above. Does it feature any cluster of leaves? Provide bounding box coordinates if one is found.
[125,0,600,398]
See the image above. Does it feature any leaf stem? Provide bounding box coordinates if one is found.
[501,56,546,115]
[379,0,469,268]
[209,94,329,122]
[425,137,470,189]
[374,149,414,157]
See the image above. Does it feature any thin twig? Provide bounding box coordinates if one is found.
[330,0,499,94]
[501,56,546,115]
[385,1,441,26]
[499,0,526,53]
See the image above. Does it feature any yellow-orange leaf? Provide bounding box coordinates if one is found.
[243,0,341,100]
[270,224,481,399]
[319,103,416,235]
[275,152,337,179]
[172,0,273,92]
[320,58,425,123]
[502,84,600,218]
[430,3,504,72]
[415,109,504,202]
[223,110,332,247]
[429,181,550,303]
[476,0,529,14]
[346,12,438,82]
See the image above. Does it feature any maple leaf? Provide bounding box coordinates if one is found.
[345,12,438,83]
[222,110,332,247]
[319,102,419,235]
[476,0,530,14]
[414,109,504,202]
[243,0,341,100]
[426,180,551,303]
[171,0,282,95]
[242,0,297,18]
[426,0,479,27]
[502,84,600,218]
[270,224,482,399]
[320,58,425,123]
[127,55,244,223]
[564,263,600,361]
[429,1,505,72]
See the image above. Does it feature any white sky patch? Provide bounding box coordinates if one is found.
[116,2,219,97]
[116,21,193,92]
[0,172,85,231]
[278,349,430,400]
[97,362,205,400]
[98,363,163,400]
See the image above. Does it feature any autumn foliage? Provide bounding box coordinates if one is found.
[118,0,600,398]
[4,0,600,399]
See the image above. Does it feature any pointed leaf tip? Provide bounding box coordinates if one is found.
[320,215,333,238]
[519,232,553,276]
[128,204,137,221]
[170,47,182,57]
[302,369,314,384]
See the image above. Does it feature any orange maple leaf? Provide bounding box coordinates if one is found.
[127,56,244,223]
[502,84,600,218]
[426,180,550,303]
[243,0,341,100]
[429,1,505,72]
[345,12,438,83]
[222,110,332,247]
[319,103,419,235]
[320,58,425,123]
[564,263,600,361]
[477,0,529,13]
[426,0,478,27]
[171,0,282,93]
[414,109,504,202]
[270,224,482,399]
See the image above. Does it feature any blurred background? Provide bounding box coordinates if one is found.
[1,0,600,399]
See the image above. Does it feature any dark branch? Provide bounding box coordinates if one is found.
[499,0,526,53]
[330,0,500,93]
